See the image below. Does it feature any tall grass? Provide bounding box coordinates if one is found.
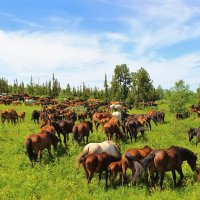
[0,103,199,200]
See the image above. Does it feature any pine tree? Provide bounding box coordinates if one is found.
[104,74,109,102]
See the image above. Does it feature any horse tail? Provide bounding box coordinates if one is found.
[141,153,155,171]
[73,125,79,143]
[125,152,137,162]
[116,124,125,141]
[26,138,35,162]
[77,148,89,166]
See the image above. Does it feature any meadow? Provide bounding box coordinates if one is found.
[0,102,200,200]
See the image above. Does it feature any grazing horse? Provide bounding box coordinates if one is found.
[108,159,122,187]
[25,132,60,166]
[92,112,112,131]
[133,114,157,130]
[78,153,121,187]
[142,146,197,189]
[51,120,74,146]
[121,145,152,185]
[188,127,200,146]
[72,121,93,144]
[31,110,40,124]
[103,122,124,142]
[18,112,25,122]
[124,118,145,142]
[110,104,123,111]
[78,140,121,163]
[112,111,122,124]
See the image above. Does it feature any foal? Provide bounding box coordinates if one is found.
[78,152,120,187]
[108,159,122,187]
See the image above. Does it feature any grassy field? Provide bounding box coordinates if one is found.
[0,103,200,200]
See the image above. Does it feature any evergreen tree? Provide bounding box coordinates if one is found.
[104,74,109,102]
[110,64,131,101]
[130,67,154,102]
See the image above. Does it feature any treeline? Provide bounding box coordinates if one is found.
[2,65,198,107]
[0,65,165,104]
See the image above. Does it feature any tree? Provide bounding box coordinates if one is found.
[197,86,200,105]
[110,64,131,101]
[166,80,190,114]
[104,74,109,101]
[130,67,154,102]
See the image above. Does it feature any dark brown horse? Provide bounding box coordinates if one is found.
[51,120,75,146]
[78,152,121,187]
[124,118,145,142]
[188,127,200,146]
[121,145,152,185]
[25,131,60,166]
[72,121,93,144]
[142,146,197,189]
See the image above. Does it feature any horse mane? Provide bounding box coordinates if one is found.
[171,146,196,159]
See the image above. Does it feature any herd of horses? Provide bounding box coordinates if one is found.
[1,101,200,190]
[77,141,198,189]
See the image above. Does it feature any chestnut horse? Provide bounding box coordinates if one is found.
[121,145,152,185]
[25,131,60,166]
[78,152,121,187]
[108,159,122,187]
[103,122,124,142]
[141,146,197,189]
[72,121,93,144]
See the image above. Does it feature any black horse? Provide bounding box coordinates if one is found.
[188,127,200,146]
[31,110,40,124]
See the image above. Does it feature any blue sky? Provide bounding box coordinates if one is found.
[0,0,200,91]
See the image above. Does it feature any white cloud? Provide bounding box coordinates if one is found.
[1,0,200,91]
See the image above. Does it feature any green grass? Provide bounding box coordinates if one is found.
[0,103,200,200]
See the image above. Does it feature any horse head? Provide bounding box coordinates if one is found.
[188,128,196,142]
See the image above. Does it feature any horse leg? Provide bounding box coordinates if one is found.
[122,164,127,185]
[177,167,184,185]
[86,135,89,144]
[171,170,176,187]
[105,170,109,188]
[88,170,94,184]
[149,169,155,187]
[63,134,67,146]
[98,173,102,185]
[134,132,137,142]
[159,171,165,190]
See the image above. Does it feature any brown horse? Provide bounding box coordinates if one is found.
[121,145,152,185]
[108,159,122,187]
[77,112,88,122]
[51,120,75,146]
[103,122,124,142]
[124,118,145,142]
[92,112,112,131]
[25,131,60,166]
[72,121,93,144]
[18,111,26,122]
[78,152,121,187]
[196,168,200,182]
[142,146,197,189]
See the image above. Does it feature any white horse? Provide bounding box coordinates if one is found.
[110,104,123,111]
[77,141,121,163]
[112,111,122,124]
[24,99,36,106]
